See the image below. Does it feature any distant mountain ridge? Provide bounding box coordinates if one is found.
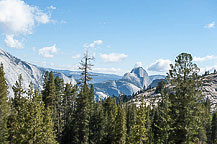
[94,67,165,99]
[0,48,121,97]
[0,48,165,98]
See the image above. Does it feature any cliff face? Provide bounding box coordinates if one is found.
[130,73,217,110]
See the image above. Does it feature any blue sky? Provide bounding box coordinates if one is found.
[0,0,217,75]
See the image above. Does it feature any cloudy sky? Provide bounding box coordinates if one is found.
[0,0,217,75]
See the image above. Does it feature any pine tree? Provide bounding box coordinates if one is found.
[30,90,46,144]
[89,102,105,144]
[42,72,58,139]
[126,104,137,143]
[129,98,147,144]
[78,51,94,86]
[154,84,172,143]
[61,84,78,144]
[8,74,28,143]
[115,105,127,144]
[26,83,47,144]
[55,76,65,141]
[74,85,90,144]
[43,107,58,144]
[72,51,94,143]
[211,112,217,143]
[103,97,117,143]
[151,106,161,144]
[62,83,77,126]
[0,63,9,143]
[167,53,204,143]
[42,71,49,102]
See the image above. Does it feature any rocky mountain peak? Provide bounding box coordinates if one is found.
[130,66,149,78]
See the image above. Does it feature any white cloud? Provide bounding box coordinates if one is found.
[100,53,128,63]
[83,40,103,48]
[38,44,58,58]
[134,62,143,68]
[0,0,51,35]
[0,0,52,48]
[48,5,56,10]
[148,59,171,72]
[4,34,23,49]
[72,54,81,59]
[193,55,217,62]
[35,10,50,24]
[205,21,215,29]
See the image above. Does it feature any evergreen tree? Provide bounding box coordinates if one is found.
[72,51,94,143]
[42,72,58,139]
[74,85,90,144]
[211,112,217,143]
[167,53,204,143]
[43,107,58,144]
[89,102,105,144]
[30,90,45,144]
[0,63,9,143]
[42,71,49,102]
[55,76,65,141]
[154,84,172,143]
[78,51,94,86]
[115,105,127,144]
[202,97,211,143]
[103,97,117,143]
[8,74,28,143]
[129,98,147,144]
[62,83,77,126]
[126,104,137,143]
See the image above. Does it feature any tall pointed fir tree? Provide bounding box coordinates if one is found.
[25,83,57,144]
[89,101,105,144]
[129,97,147,144]
[167,53,204,143]
[54,76,65,141]
[103,97,117,143]
[61,83,78,144]
[211,112,217,143]
[43,107,58,144]
[0,63,9,143]
[42,71,49,102]
[73,51,94,143]
[126,104,137,143]
[153,82,172,143]
[8,74,28,143]
[115,105,127,144]
[42,72,59,139]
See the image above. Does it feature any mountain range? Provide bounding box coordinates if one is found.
[0,48,165,98]
[94,67,165,99]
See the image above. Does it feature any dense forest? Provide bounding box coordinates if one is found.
[0,53,217,144]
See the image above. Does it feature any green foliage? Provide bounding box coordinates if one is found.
[155,80,165,93]
[89,102,105,144]
[126,104,137,143]
[0,63,9,143]
[166,53,204,143]
[3,52,217,143]
[211,112,217,143]
[103,97,117,143]
[74,85,90,144]
[129,98,147,144]
[115,105,127,144]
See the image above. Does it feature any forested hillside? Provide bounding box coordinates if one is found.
[1,53,217,144]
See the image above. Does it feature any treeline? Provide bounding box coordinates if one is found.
[0,53,217,143]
